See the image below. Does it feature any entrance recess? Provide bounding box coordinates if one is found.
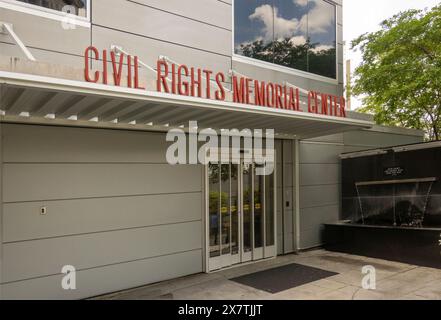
[207,155,276,272]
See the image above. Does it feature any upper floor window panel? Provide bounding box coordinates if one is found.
[234,0,337,79]
[15,0,88,17]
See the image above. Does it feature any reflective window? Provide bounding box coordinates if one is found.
[231,164,240,255]
[220,164,231,255]
[234,0,274,63]
[273,0,308,72]
[16,0,88,17]
[254,165,264,249]
[307,0,336,78]
[209,163,221,258]
[234,0,337,79]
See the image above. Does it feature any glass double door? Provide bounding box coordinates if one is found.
[207,161,276,271]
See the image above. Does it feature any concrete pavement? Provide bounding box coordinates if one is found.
[94,249,441,300]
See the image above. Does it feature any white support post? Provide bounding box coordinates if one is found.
[1,22,36,61]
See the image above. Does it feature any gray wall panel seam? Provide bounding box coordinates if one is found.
[300,183,340,187]
[92,24,231,59]
[300,203,340,210]
[0,41,85,59]
[217,0,231,5]
[127,0,232,32]
[3,191,203,204]
[0,248,202,285]
[2,219,203,245]
[299,162,340,165]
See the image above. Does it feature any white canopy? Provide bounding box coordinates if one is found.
[0,71,373,139]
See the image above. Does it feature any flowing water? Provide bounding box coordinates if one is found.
[354,179,435,228]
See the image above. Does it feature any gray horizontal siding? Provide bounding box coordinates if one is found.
[3,125,169,163]
[0,7,89,57]
[300,143,344,164]
[298,225,326,250]
[300,164,340,186]
[299,184,340,210]
[127,0,232,30]
[0,6,89,69]
[0,42,84,69]
[306,133,344,144]
[343,130,423,148]
[301,205,339,228]
[92,0,232,57]
[91,25,232,84]
[3,221,202,283]
[3,163,201,202]
[1,0,233,86]
[1,249,202,300]
[3,192,202,243]
[1,124,204,299]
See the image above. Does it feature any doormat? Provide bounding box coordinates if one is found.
[231,263,338,294]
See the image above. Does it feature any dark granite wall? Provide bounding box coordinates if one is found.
[342,145,441,226]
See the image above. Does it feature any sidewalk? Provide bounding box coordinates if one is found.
[94,249,441,300]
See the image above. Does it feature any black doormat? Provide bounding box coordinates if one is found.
[231,263,338,294]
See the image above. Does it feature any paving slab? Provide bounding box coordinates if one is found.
[94,250,441,300]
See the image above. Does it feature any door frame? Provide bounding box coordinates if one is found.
[293,139,301,252]
[204,148,277,273]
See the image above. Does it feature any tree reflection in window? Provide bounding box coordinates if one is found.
[235,0,336,79]
[307,0,336,78]
[235,0,274,63]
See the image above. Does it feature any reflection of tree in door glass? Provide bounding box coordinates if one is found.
[254,165,265,249]
[221,164,231,255]
[231,164,239,255]
[209,163,220,258]
[243,164,253,253]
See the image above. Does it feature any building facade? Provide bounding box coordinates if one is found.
[0,0,423,299]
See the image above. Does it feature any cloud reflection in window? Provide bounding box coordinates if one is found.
[234,0,336,79]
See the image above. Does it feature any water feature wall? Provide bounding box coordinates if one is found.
[342,144,441,228]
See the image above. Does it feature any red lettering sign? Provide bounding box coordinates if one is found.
[83,46,346,118]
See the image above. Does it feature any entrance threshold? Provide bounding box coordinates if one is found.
[206,256,278,274]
